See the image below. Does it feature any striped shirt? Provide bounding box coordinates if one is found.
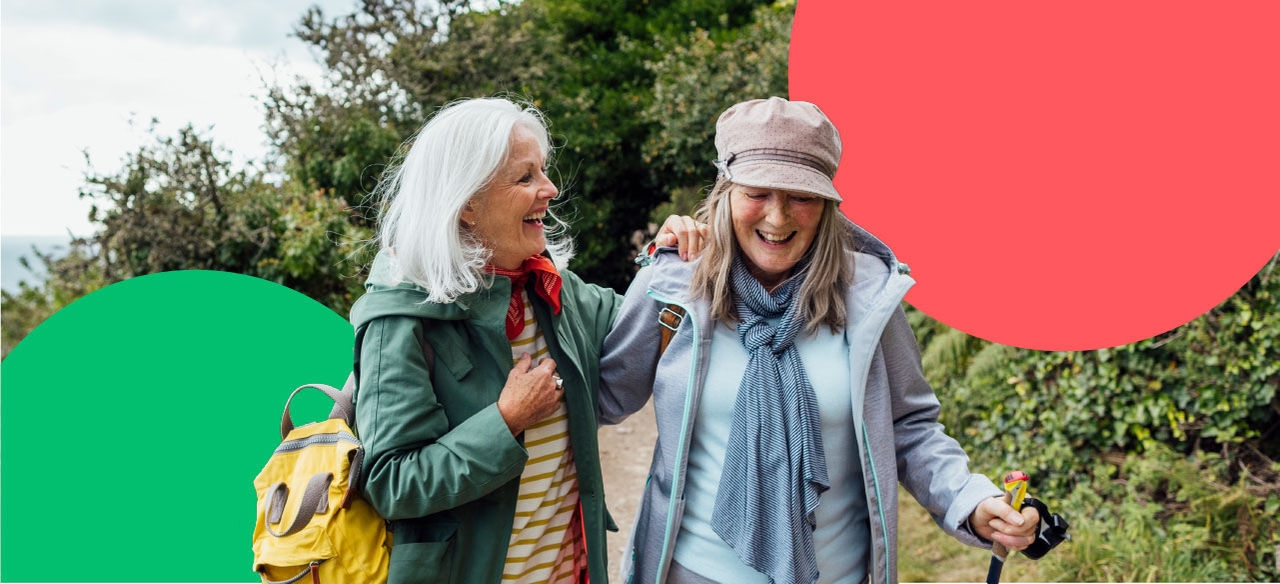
[503,290,580,584]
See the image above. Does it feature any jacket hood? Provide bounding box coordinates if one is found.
[841,215,908,276]
[350,248,506,329]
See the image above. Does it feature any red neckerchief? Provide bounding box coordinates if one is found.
[485,255,563,340]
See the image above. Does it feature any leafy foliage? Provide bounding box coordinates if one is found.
[921,255,1279,493]
[641,0,793,185]
[263,0,543,220]
[638,0,793,246]
[2,124,371,357]
[1,243,106,358]
[908,253,1279,579]
[79,124,277,281]
[523,0,778,286]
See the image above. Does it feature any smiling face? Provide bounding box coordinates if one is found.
[462,125,558,270]
[730,185,824,290]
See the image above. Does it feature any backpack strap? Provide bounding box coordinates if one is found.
[280,383,349,440]
[278,380,371,502]
[421,333,436,372]
[658,304,685,356]
[344,321,436,417]
[282,326,440,441]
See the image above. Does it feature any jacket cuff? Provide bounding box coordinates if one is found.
[468,403,529,463]
[944,475,1002,549]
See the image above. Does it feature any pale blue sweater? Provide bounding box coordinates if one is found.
[672,321,870,584]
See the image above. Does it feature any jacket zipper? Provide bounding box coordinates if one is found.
[852,271,914,584]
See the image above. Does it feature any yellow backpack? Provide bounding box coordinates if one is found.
[252,376,391,583]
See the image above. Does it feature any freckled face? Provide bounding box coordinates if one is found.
[462,126,558,270]
[730,186,823,289]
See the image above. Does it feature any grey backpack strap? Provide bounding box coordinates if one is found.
[280,383,348,439]
[347,319,435,403]
[324,373,358,426]
[338,329,434,495]
[263,472,335,537]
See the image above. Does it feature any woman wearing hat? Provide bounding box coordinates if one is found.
[599,97,1039,584]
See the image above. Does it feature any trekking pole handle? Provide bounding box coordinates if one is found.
[986,470,1029,584]
[992,471,1029,560]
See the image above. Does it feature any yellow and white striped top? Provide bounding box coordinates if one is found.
[503,290,580,584]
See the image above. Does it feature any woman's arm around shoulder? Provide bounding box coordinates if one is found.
[597,259,668,425]
[558,267,623,347]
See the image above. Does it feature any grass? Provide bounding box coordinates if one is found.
[897,487,1052,583]
[897,445,1280,582]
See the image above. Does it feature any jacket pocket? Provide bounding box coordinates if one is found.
[387,520,458,584]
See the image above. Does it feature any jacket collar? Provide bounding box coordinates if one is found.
[350,248,513,330]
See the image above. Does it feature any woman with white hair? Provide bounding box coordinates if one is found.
[599,97,1040,584]
[349,97,698,584]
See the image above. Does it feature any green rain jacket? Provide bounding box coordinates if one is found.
[350,250,621,584]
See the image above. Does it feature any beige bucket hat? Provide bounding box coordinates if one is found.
[713,97,843,201]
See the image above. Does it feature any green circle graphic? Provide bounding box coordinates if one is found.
[2,270,354,582]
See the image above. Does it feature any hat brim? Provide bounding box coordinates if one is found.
[727,161,842,202]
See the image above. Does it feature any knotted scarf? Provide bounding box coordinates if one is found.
[711,256,830,584]
[485,255,562,340]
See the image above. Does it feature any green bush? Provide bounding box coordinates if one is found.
[1045,445,1279,582]
[907,254,1279,581]
[929,254,1279,495]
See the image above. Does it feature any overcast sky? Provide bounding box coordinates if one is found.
[1,0,355,237]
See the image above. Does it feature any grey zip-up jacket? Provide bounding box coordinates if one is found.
[599,217,1001,584]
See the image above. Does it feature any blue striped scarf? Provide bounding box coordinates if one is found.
[711,257,830,584]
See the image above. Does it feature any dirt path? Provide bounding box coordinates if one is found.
[596,397,657,575]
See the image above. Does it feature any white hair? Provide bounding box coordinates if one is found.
[375,97,574,303]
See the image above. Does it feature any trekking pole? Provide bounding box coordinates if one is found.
[985,470,1029,584]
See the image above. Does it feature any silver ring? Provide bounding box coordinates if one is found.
[554,375,564,389]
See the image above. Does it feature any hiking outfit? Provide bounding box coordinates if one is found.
[598,218,1002,584]
[351,249,620,584]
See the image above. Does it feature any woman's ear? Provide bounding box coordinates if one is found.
[460,200,477,227]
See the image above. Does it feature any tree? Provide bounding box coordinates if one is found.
[642,0,793,189]
[5,0,794,354]
[1,243,106,358]
[1,123,372,357]
[80,123,277,281]
[521,0,781,286]
[639,0,793,236]
[265,0,786,289]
